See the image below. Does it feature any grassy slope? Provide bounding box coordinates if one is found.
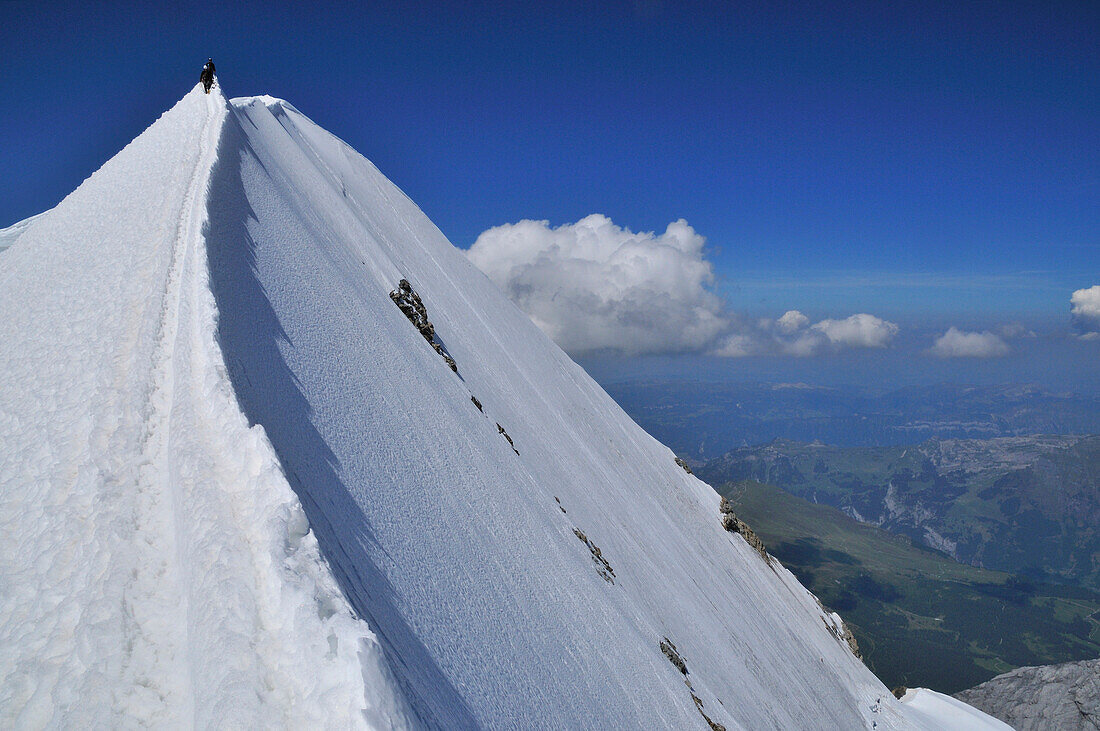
[719,480,1100,693]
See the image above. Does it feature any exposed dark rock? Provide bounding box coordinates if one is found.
[471,395,483,412]
[660,637,688,674]
[892,686,907,700]
[439,351,458,372]
[675,456,693,474]
[574,528,615,583]
[389,279,458,372]
[690,689,726,731]
[496,423,519,455]
[660,638,727,729]
[554,496,566,514]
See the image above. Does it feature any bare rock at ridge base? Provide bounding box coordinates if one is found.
[814,600,862,661]
[953,658,1100,730]
[719,497,771,564]
[840,624,862,659]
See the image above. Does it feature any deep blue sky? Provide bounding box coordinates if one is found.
[2,0,1096,327]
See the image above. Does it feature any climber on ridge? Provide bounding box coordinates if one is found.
[200,58,216,94]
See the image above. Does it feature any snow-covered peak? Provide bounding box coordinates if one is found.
[0,85,1006,729]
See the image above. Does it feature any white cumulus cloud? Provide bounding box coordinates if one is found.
[1071,285,1100,337]
[467,215,731,355]
[776,310,810,334]
[811,313,899,348]
[929,327,1010,358]
[468,215,900,358]
[765,310,899,356]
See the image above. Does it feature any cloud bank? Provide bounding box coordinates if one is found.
[468,215,899,358]
[1071,285,1100,338]
[929,327,1010,358]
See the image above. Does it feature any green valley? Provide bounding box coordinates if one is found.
[702,435,1100,589]
[716,480,1100,694]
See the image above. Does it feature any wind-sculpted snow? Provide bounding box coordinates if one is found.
[0,87,408,728]
[204,95,1007,729]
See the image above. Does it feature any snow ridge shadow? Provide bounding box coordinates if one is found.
[205,110,477,729]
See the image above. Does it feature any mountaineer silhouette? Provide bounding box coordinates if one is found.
[200,58,215,93]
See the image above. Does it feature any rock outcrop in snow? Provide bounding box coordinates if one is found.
[1,85,1012,729]
[389,279,458,372]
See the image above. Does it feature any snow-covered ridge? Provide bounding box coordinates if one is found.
[0,211,50,255]
[1,85,1007,729]
[0,86,407,728]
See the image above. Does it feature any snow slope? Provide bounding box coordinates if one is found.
[900,690,1014,731]
[204,93,1002,730]
[1,85,1007,729]
[0,87,409,728]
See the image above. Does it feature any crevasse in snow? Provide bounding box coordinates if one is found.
[0,86,1009,729]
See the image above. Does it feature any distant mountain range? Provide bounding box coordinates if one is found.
[605,381,1100,460]
[700,435,1100,590]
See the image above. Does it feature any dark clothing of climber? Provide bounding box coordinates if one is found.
[200,59,215,93]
